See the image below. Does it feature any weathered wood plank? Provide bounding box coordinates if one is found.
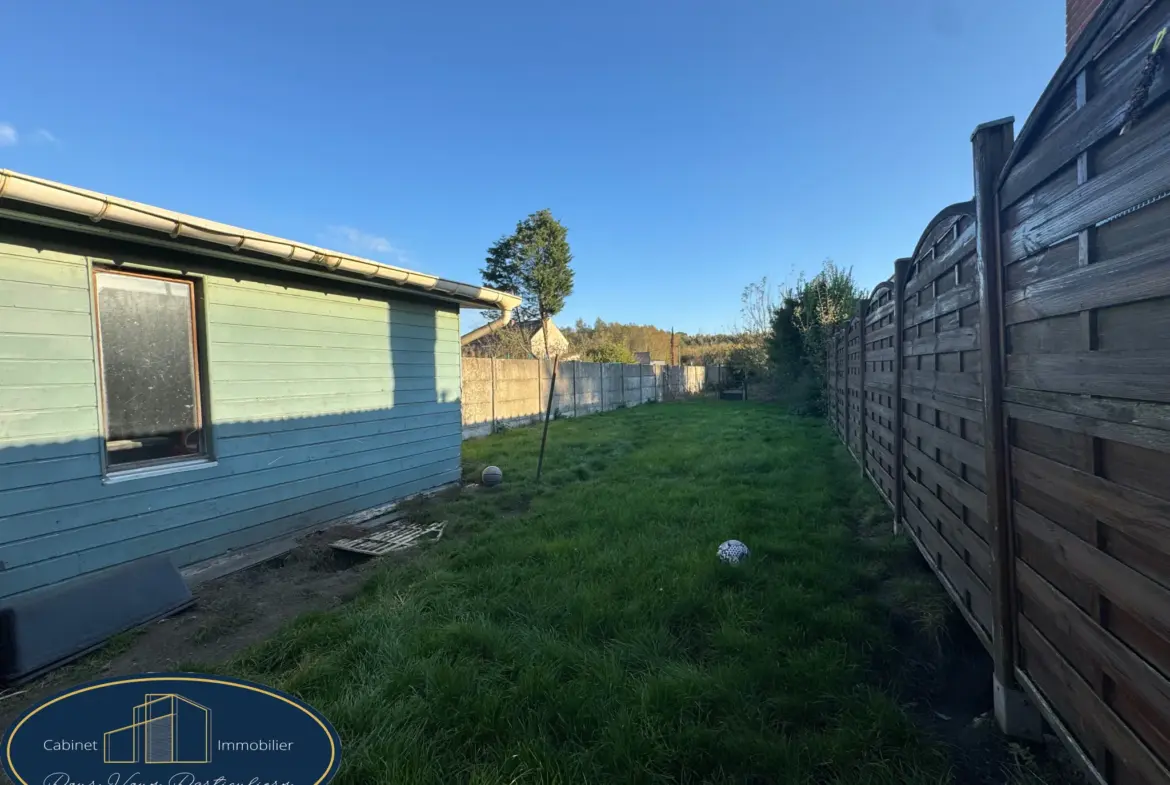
[1012,446,1170,564]
[866,374,895,394]
[904,497,994,635]
[904,441,987,515]
[904,281,980,328]
[1006,350,1170,403]
[902,385,984,421]
[865,399,895,422]
[1018,560,1170,761]
[903,369,982,400]
[1003,129,1170,264]
[866,418,895,446]
[903,327,980,356]
[1004,235,1170,324]
[902,414,985,469]
[1019,615,1170,785]
[1007,398,1170,453]
[866,299,896,325]
[1004,387,1170,432]
[1015,500,1170,655]
[906,222,977,297]
[905,470,992,579]
[1001,53,1169,208]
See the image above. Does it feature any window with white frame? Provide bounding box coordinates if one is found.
[94,269,207,470]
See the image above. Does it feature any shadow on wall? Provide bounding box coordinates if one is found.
[0,282,462,604]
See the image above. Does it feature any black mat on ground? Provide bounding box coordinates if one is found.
[0,555,193,684]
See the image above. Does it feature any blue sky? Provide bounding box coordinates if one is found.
[3,1,1064,334]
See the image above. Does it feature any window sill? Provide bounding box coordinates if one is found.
[103,458,218,485]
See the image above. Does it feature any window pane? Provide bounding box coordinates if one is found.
[96,271,202,467]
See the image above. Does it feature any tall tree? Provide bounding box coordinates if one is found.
[516,209,574,356]
[480,234,528,323]
[481,210,575,356]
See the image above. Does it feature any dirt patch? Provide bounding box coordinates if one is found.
[880,554,1087,784]
[0,530,380,729]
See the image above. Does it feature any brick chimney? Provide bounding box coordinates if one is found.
[1067,0,1105,51]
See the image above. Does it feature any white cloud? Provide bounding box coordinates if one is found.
[0,124,17,146]
[321,225,399,257]
[32,129,57,144]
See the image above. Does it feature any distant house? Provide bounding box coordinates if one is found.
[461,318,573,359]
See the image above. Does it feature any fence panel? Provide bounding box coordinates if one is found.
[996,3,1170,780]
[832,331,847,438]
[898,201,994,651]
[863,279,897,507]
[846,316,863,458]
[815,3,1170,777]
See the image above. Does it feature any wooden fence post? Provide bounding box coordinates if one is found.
[973,116,1039,739]
[892,258,910,535]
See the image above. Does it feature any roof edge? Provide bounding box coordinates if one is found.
[0,169,522,311]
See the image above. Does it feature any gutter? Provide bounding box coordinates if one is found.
[460,309,515,345]
[0,169,522,312]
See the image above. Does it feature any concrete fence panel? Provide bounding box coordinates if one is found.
[622,364,642,405]
[461,357,495,439]
[602,363,624,410]
[493,359,541,426]
[573,361,603,415]
[462,359,722,437]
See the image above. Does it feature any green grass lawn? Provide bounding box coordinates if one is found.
[224,400,958,784]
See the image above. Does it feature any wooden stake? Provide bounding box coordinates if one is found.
[536,355,560,481]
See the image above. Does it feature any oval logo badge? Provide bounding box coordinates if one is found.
[2,672,341,785]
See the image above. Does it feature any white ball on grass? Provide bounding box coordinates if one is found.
[481,465,503,487]
[717,539,750,564]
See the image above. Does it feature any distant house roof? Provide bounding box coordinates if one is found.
[0,169,521,311]
[461,317,573,359]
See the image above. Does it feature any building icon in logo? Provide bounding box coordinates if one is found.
[103,693,212,764]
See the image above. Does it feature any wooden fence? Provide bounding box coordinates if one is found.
[827,3,1170,782]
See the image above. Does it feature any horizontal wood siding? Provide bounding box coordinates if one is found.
[998,2,1170,779]
[822,5,1170,779]
[864,282,896,506]
[900,207,993,649]
[0,233,461,601]
[846,317,862,458]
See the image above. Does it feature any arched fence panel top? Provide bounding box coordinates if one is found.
[905,201,977,301]
[909,200,976,267]
[865,277,896,330]
[899,196,992,656]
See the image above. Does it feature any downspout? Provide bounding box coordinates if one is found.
[460,308,514,346]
